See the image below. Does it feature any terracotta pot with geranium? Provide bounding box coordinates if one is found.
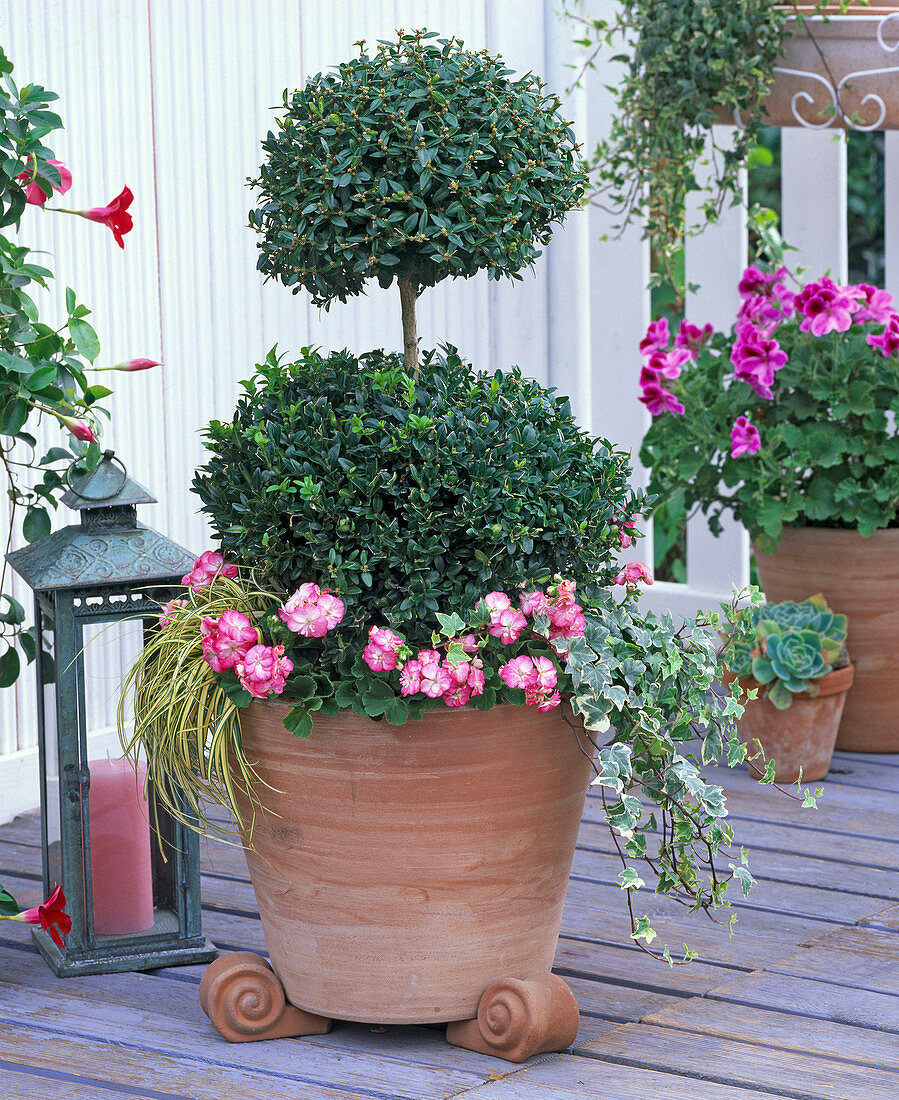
[122,31,788,1063]
[641,265,899,751]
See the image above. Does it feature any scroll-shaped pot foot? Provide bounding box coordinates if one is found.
[199,950,332,1043]
[446,973,579,1063]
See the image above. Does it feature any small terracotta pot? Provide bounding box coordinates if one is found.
[725,664,855,783]
[754,526,899,752]
[232,701,594,1025]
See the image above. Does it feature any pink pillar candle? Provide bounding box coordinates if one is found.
[88,758,155,935]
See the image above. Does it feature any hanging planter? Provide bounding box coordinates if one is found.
[760,5,899,129]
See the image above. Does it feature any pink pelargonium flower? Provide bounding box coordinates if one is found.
[675,321,713,359]
[483,591,512,612]
[499,655,539,690]
[443,680,473,708]
[181,550,238,589]
[730,416,761,459]
[362,626,407,672]
[520,590,548,616]
[531,656,558,692]
[416,650,453,698]
[71,185,134,248]
[200,609,259,673]
[17,158,72,206]
[618,519,636,549]
[58,414,98,444]
[795,277,857,336]
[639,317,670,356]
[488,606,528,645]
[399,659,423,696]
[866,314,899,357]
[158,598,187,629]
[235,644,293,699]
[535,690,562,712]
[280,585,345,637]
[614,562,654,590]
[852,284,895,326]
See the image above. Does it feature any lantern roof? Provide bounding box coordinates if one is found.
[59,450,156,511]
[5,453,196,592]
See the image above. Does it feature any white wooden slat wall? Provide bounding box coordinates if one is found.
[0,1,862,819]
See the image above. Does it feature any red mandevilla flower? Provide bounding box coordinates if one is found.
[72,186,134,248]
[16,158,72,206]
[15,884,72,948]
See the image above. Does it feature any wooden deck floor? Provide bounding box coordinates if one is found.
[1,750,897,1099]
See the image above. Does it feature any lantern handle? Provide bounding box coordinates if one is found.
[65,450,128,502]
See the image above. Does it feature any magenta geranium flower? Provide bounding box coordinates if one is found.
[866,314,899,357]
[853,284,895,326]
[730,324,788,399]
[639,382,685,417]
[795,277,857,336]
[730,416,761,458]
[646,347,690,380]
[639,317,670,355]
[675,321,713,360]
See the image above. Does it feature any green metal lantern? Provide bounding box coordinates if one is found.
[6,451,217,976]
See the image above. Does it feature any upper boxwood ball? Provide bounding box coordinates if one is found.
[249,29,587,305]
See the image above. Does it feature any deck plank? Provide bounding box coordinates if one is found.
[641,996,899,1071]
[576,1021,897,1100]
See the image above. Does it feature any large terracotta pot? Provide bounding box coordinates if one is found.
[725,665,855,783]
[754,526,899,752]
[232,700,594,1025]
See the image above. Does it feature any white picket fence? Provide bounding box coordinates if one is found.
[0,0,890,821]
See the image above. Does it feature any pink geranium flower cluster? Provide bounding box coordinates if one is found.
[499,654,560,711]
[361,579,588,712]
[279,583,345,638]
[235,644,293,699]
[201,609,259,673]
[400,649,487,707]
[613,562,653,590]
[182,551,239,590]
[363,626,407,671]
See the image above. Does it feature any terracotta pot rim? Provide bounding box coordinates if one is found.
[755,525,899,546]
[725,662,855,699]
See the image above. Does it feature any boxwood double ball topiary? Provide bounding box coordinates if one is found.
[193,346,639,657]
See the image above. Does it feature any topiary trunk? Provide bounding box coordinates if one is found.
[399,275,419,379]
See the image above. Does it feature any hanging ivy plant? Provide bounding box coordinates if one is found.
[568,0,793,274]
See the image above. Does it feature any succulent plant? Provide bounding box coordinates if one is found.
[725,594,848,710]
